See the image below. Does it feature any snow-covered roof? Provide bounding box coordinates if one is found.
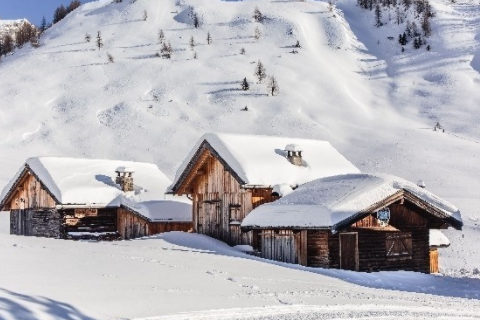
[122,200,192,222]
[241,173,462,231]
[0,157,188,209]
[170,133,360,192]
[430,230,450,248]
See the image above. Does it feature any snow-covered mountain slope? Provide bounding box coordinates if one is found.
[0,0,479,273]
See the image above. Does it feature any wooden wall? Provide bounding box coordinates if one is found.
[10,209,61,238]
[255,230,307,265]
[307,230,330,267]
[340,202,431,273]
[117,208,192,239]
[191,152,278,246]
[5,172,56,211]
[430,249,439,273]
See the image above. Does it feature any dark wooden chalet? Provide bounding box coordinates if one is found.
[168,133,360,246]
[241,173,462,273]
[0,157,191,240]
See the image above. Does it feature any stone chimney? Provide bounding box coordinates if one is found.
[285,144,303,166]
[115,166,135,192]
[417,180,426,189]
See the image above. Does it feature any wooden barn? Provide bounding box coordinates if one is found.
[0,157,192,240]
[168,133,360,246]
[241,173,462,273]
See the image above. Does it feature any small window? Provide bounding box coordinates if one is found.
[386,232,412,259]
[229,204,241,223]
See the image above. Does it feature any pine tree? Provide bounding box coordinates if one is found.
[426,44,431,51]
[158,29,165,44]
[40,16,47,33]
[143,10,148,21]
[413,37,420,49]
[240,47,246,55]
[422,13,431,37]
[2,34,14,54]
[254,60,266,83]
[267,76,279,96]
[406,20,413,37]
[253,6,263,23]
[189,36,195,50]
[192,12,200,28]
[160,41,172,58]
[254,26,261,41]
[206,32,212,45]
[375,4,383,27]
[294,40,301,48]
[107,52,114,63]
[85,33,91,42]
[241,77,249,91]
[412,21,419,37]
[96,31,103,50]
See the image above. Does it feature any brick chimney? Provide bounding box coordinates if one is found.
[285,144,303,166]
[115,166,135,192]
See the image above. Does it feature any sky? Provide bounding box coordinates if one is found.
[0,0,96,26]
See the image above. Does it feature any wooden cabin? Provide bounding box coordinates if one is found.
[168,133,360,246]
[0,157,192,240]
[241,174,462,273]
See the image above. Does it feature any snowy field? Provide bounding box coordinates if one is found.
[1,214,480,320]
[1,0,480,318]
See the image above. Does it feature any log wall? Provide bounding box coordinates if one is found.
[117,208,192,239]
[307,230,330,267]
[6,172,56,210]
[10,209,61,238]
[191,152,278,245]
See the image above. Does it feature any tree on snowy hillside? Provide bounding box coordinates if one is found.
[254,26,261,41]
[189,36,195,50]
[241,77,250,91]
[191,11,201,28]
[207,32,212,45]
[158,29,165,44]
[253,6,264,23]
[96,31,103,50]
[160,41,172,59]
[53,5,67,24]
[267,76,279,96]
[143,10,148,21]
[85,33,91,42]
[375,5,383,27]
[1,34,14,55]
[40,16,48,33]
[254,60,266,83]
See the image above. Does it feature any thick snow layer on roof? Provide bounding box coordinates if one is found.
[430,230,450,247]
[122,200,192,222]
[242,173,461,230]
[0,157,172,206]
[171,133,360,190]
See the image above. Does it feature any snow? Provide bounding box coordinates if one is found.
[0,213,480,320]
[0,157,192,223]
[0,0,479,317]
[430,229,450,248]
[122,200,192,222]
[0,157,173,205]
[170,133,360,190]
[242,173,461,230]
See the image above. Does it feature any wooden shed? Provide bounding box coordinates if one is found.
[168,133,360,246]
[429,229,451,273]
[0,157,192,240]
[241,174,462,273]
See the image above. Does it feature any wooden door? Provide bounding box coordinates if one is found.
[261,230,297,264]
[339,232,359,271]
[197,201,221,239]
